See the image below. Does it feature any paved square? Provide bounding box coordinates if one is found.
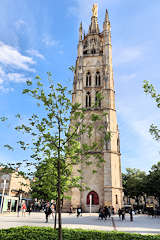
[0,213,160,234]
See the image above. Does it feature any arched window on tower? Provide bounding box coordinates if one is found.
[86,191,99,205]
[95,91,101,108]
[95,71,101,86]
[86,72,91,87]
[86,92,91,108]
[116,194,118,204]
[117,136,120,153]
[91,48,96,54]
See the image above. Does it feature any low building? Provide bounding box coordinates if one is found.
[0,169,30,212]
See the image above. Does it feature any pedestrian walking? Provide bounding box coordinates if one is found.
[21,202,27,217]
[98,207,105,220]
[118,208,122,220]
[129,208,133,221]
[77,206,81,217]
[121,208,125,221]
[108,206,111,218]
[51,203,55,219]
[17,203,21,217]
[44,202,52,223]
[69,205,73,214]
[104,206,109,220]
[27,204,32,216]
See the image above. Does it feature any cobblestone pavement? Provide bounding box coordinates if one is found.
[0,212,160,234]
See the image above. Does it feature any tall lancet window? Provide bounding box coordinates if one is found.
[95,91,101,108]
[86,72,91,87]
[86,92,91,108]
[95,71,101,86]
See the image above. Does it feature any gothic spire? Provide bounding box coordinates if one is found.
[79,22,83,41]
[103,9,110,32]
[105,9,109,22]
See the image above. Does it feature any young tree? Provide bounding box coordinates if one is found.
[143,80,160,141]
[2,73,108,240]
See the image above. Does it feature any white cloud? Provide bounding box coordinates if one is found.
[0,66,5,77]
[113,46,144,65]
[26,49,45,60]
[0,41,35,72]
[0,42,36,92]
[0,78,3,84]
[15,19,26,29]
[42,35,59,47]
[118,73,136,82]
[7,73,30,83]
[0,85,14,93]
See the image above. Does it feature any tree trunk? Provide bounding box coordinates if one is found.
[54,201,57,230]
[57,157,62,240]
[57,120,62,240]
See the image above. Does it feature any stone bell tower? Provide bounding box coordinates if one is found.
[71,4,122,212]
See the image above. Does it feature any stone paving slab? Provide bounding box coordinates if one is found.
[0,213,159,234]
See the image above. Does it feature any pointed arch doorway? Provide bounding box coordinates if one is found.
[86,191,99,205]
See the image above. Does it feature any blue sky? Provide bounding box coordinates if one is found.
[0,0,160,172]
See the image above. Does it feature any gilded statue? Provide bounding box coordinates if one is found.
[92,3,98,17]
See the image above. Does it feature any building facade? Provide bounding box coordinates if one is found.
[70,4,123,212]
[0,169,30,212]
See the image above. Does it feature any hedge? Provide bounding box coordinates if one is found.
[0,227,160,240]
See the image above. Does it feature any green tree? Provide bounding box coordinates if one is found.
[2,73,108,240]
[122,168,146,207]
[143,80,160,141]
[145,162,160,205]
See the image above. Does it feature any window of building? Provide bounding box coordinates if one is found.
[86,72,91,87]
[117,137,120,153]
[86,191,99,205]
[95,91,101,108]
[95,71,101,86]
[91,49,96,54]
[86,92,91,108]
[116,195,118,204]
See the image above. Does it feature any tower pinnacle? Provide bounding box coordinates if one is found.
[89,3,99,34]
[79,22,83,41]
[105,9,109,22]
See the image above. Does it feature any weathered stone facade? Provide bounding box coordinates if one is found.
[70,5,122,212]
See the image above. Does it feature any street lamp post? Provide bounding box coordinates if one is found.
[89,194,92,214]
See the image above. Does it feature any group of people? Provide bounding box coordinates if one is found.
[118,208,133,221]
[98,206,112,220]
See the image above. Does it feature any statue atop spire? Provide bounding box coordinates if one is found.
[92,3,98,18]
[89,3,99,34]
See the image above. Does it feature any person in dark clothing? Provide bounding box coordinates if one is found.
[44,202,52,223]
[104,206,109,220]
[121,208,125,221]
[118,208,122,220]
[129,208,133,221]
[17,203,21,217]
[108,207,111,218]
[27,204,32,215]
[77,206,81,217]
[99,207,105,220]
